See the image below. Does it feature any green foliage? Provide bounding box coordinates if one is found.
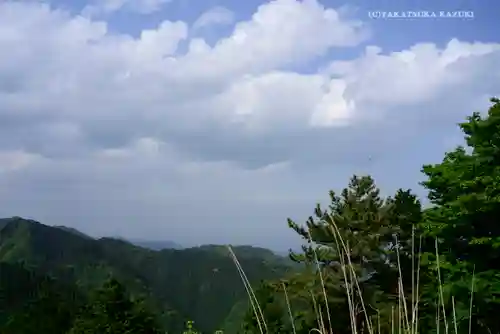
[68,278,163,334]
[0,217,293,333]
[240,281,290,333]
[182,320,199,334]
[418,97,500,334]
[0,262,83,334]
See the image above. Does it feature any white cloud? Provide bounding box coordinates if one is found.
[325,40,500,108]
[0,0,499,246]
[177,0,369,80]
[310,79,355,127]
[192,6,234,31]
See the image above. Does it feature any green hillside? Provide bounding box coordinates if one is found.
[0,217,295,333]
[0,262,84,334]
[194,244,298,267]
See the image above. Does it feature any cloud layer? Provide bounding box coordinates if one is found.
[0,0,499,249]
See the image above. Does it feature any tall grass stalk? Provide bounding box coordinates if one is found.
[331,228,358,334]
[229,216,476,334]
[282,282,297,334]
[327,215,373,334]
[413,235,423,334]
[307,230,333,334]
[452,296,458,334]
[434,239,449,334]
[227,245,266,334]
[311,289,326,334]
[394,235,410,332]
[468,266,475,334]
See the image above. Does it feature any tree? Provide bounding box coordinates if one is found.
[0,263,81,334]
[240,281,289,333]
[420,97,500,334]
[282,175,422,334]
[373,189,426,305]
[68,278,163,334]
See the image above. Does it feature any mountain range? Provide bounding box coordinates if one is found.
[0,216,297,333]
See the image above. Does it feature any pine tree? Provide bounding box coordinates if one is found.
[285,175,410,333]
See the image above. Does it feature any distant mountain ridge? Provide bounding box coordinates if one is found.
[131,239,183,250]
[0,216,297,333]
[54,225,93,239]
[6,220,290,256]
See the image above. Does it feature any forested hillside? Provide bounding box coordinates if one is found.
[2,98,500,334]
[0,217,294,333]
[0,262,83,334]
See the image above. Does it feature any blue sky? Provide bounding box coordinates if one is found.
[0,0,498,251]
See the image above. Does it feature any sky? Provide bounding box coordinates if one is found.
[0,0,498,252]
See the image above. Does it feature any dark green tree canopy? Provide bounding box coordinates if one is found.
[68,278,163,334]
[422,98,500,270]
